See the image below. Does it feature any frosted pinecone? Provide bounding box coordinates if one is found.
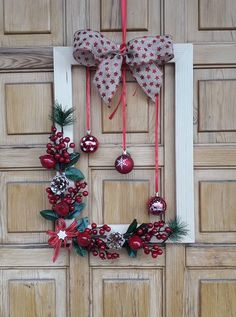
[106,232,125,250]
[50,174,69,195]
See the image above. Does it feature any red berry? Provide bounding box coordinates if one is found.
[39,155,56,169]
[83,191,88,196]
[59,157,65,163]
[99,229,105,235]
[106,226,111,232]
[93,251,98,256]
[57,132,63,137]
[148,223,153,228]
[68,187,74,193]
[51,126,57,132]
[157,249,163,255]
[47,143,53,149]
[156,234,162,240]
[128,235,143,250]
[107,253,112,259]
[161,233,167,240]
[46,187,52,193]
[53,201,70,217]
[92,230,97,235]
[76,197,82,203]
[81,183,86,189]
[137,229,143,235]
[70,143,75,148]
[64,137,70,143]
[54,154,60,160]
[152,252,158,258]
[91,223,97,229]
[77,232,91,247]
[145,234,151,241]
[100,245,106,251]
[153,245,159,250]
[165,227,172,233]
[99,252,105,259]
[69,206,75,211]
[63,152,70,158]
[144,249,150,254]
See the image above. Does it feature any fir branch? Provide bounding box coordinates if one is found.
[167,217,188,242]
[50,102,75,127]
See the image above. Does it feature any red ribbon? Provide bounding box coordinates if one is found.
[47,219,78,262]
[155,95,159,195]
[86,67,91,133]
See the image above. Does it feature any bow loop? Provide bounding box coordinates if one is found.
[73,29,174,103]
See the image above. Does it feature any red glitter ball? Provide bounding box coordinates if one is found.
[148,196,167,215]
[80,134,99,153]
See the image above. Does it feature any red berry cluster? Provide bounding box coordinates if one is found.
[128,221,172,258]
[47,126,75,163]
[77,223,120,260]
[46,181,88,217]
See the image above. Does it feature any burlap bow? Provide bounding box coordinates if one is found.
[73,30,174,104]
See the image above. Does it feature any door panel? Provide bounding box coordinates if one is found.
[0,0,235,316]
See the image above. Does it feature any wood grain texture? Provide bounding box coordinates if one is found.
[199,80,236,132]
[103,180,150,223]
[0,48,53,71]
[102,83,149,133]
[0,72,53,145]
[4,0,51,34]
[0,0,64,46]
[2,269,67,317]
[6,83,52,135]
[187,0,236,42]
[184,269,236,317]
[194,68,236,144]
[101,0,148,31]
[0,170,54,243]
[92,269,163,317]
[195,169,236,243]
[186,246,236,267]
[9,279,55,317]
[194,145,236,167]
[7,182,52,232]
[200,181,236,232]
[199,0,236,30]
[104,280,150,317]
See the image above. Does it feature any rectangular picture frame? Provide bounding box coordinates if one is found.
[53,44,194,243]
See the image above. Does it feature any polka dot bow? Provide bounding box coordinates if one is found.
[73,29,174,104]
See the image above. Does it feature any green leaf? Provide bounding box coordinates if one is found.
[40,210,59,221]
[66,153,80,168]
[126,245,137,258]
[77,217,89,232]
[50,102,75,127]
[125,219,138,234]
[66,203,85,219]
[65,167,85,181]
[73,240,87,257]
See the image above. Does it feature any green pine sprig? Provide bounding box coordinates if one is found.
[167,217,188,242]
[50,102,75,127]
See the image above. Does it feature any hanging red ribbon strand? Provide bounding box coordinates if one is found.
[155,95,159,195]
[86,67,91,133]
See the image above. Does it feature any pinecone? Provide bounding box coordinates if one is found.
[50,174,69,195]
[106,232,125,250]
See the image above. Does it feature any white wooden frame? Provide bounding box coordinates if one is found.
[53,44,194,243]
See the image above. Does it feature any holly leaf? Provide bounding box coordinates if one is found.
[65,153,80,168]
[126,245,137,258]
[65,167,85,181]
[125,219,138,234]
[73,240,87,257]
[40,210,59,221]
[66,203,85,219]
[77,217,89,232]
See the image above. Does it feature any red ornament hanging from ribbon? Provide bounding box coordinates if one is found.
[80,67,99,153]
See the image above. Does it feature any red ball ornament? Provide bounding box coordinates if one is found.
[80,134,99,153]
[53,201,70,217]
[128,235,143,250]
[39,155,56,169]
[77,232,91,247]
[148,196,167,215]
[115,153,134,174]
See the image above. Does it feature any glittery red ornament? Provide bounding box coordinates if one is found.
[115,153,134,174]
[80,134,99,153]
[77,232,91,247]
[54,201,70,217]
[148,196,167,215]
[39,154,56,169]
[128,235,143,250]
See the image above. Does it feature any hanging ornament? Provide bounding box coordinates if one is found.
[115,152,134,174]
[50,174,69,195]
[80,67,99,153]
[147,95,167,214]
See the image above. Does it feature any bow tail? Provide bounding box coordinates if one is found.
[93,56,123,104]
[52,239,62,263]
[130,64,163,102]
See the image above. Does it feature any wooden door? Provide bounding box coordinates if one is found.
[0,1,236,316]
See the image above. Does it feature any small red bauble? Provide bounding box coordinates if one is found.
[54,201,70,217]
[39,155,56,169]
[77,232,91,247]
[115,153,134,174]
[148,196,167,215]
[128,235,143,250]
[80,134,99,153]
